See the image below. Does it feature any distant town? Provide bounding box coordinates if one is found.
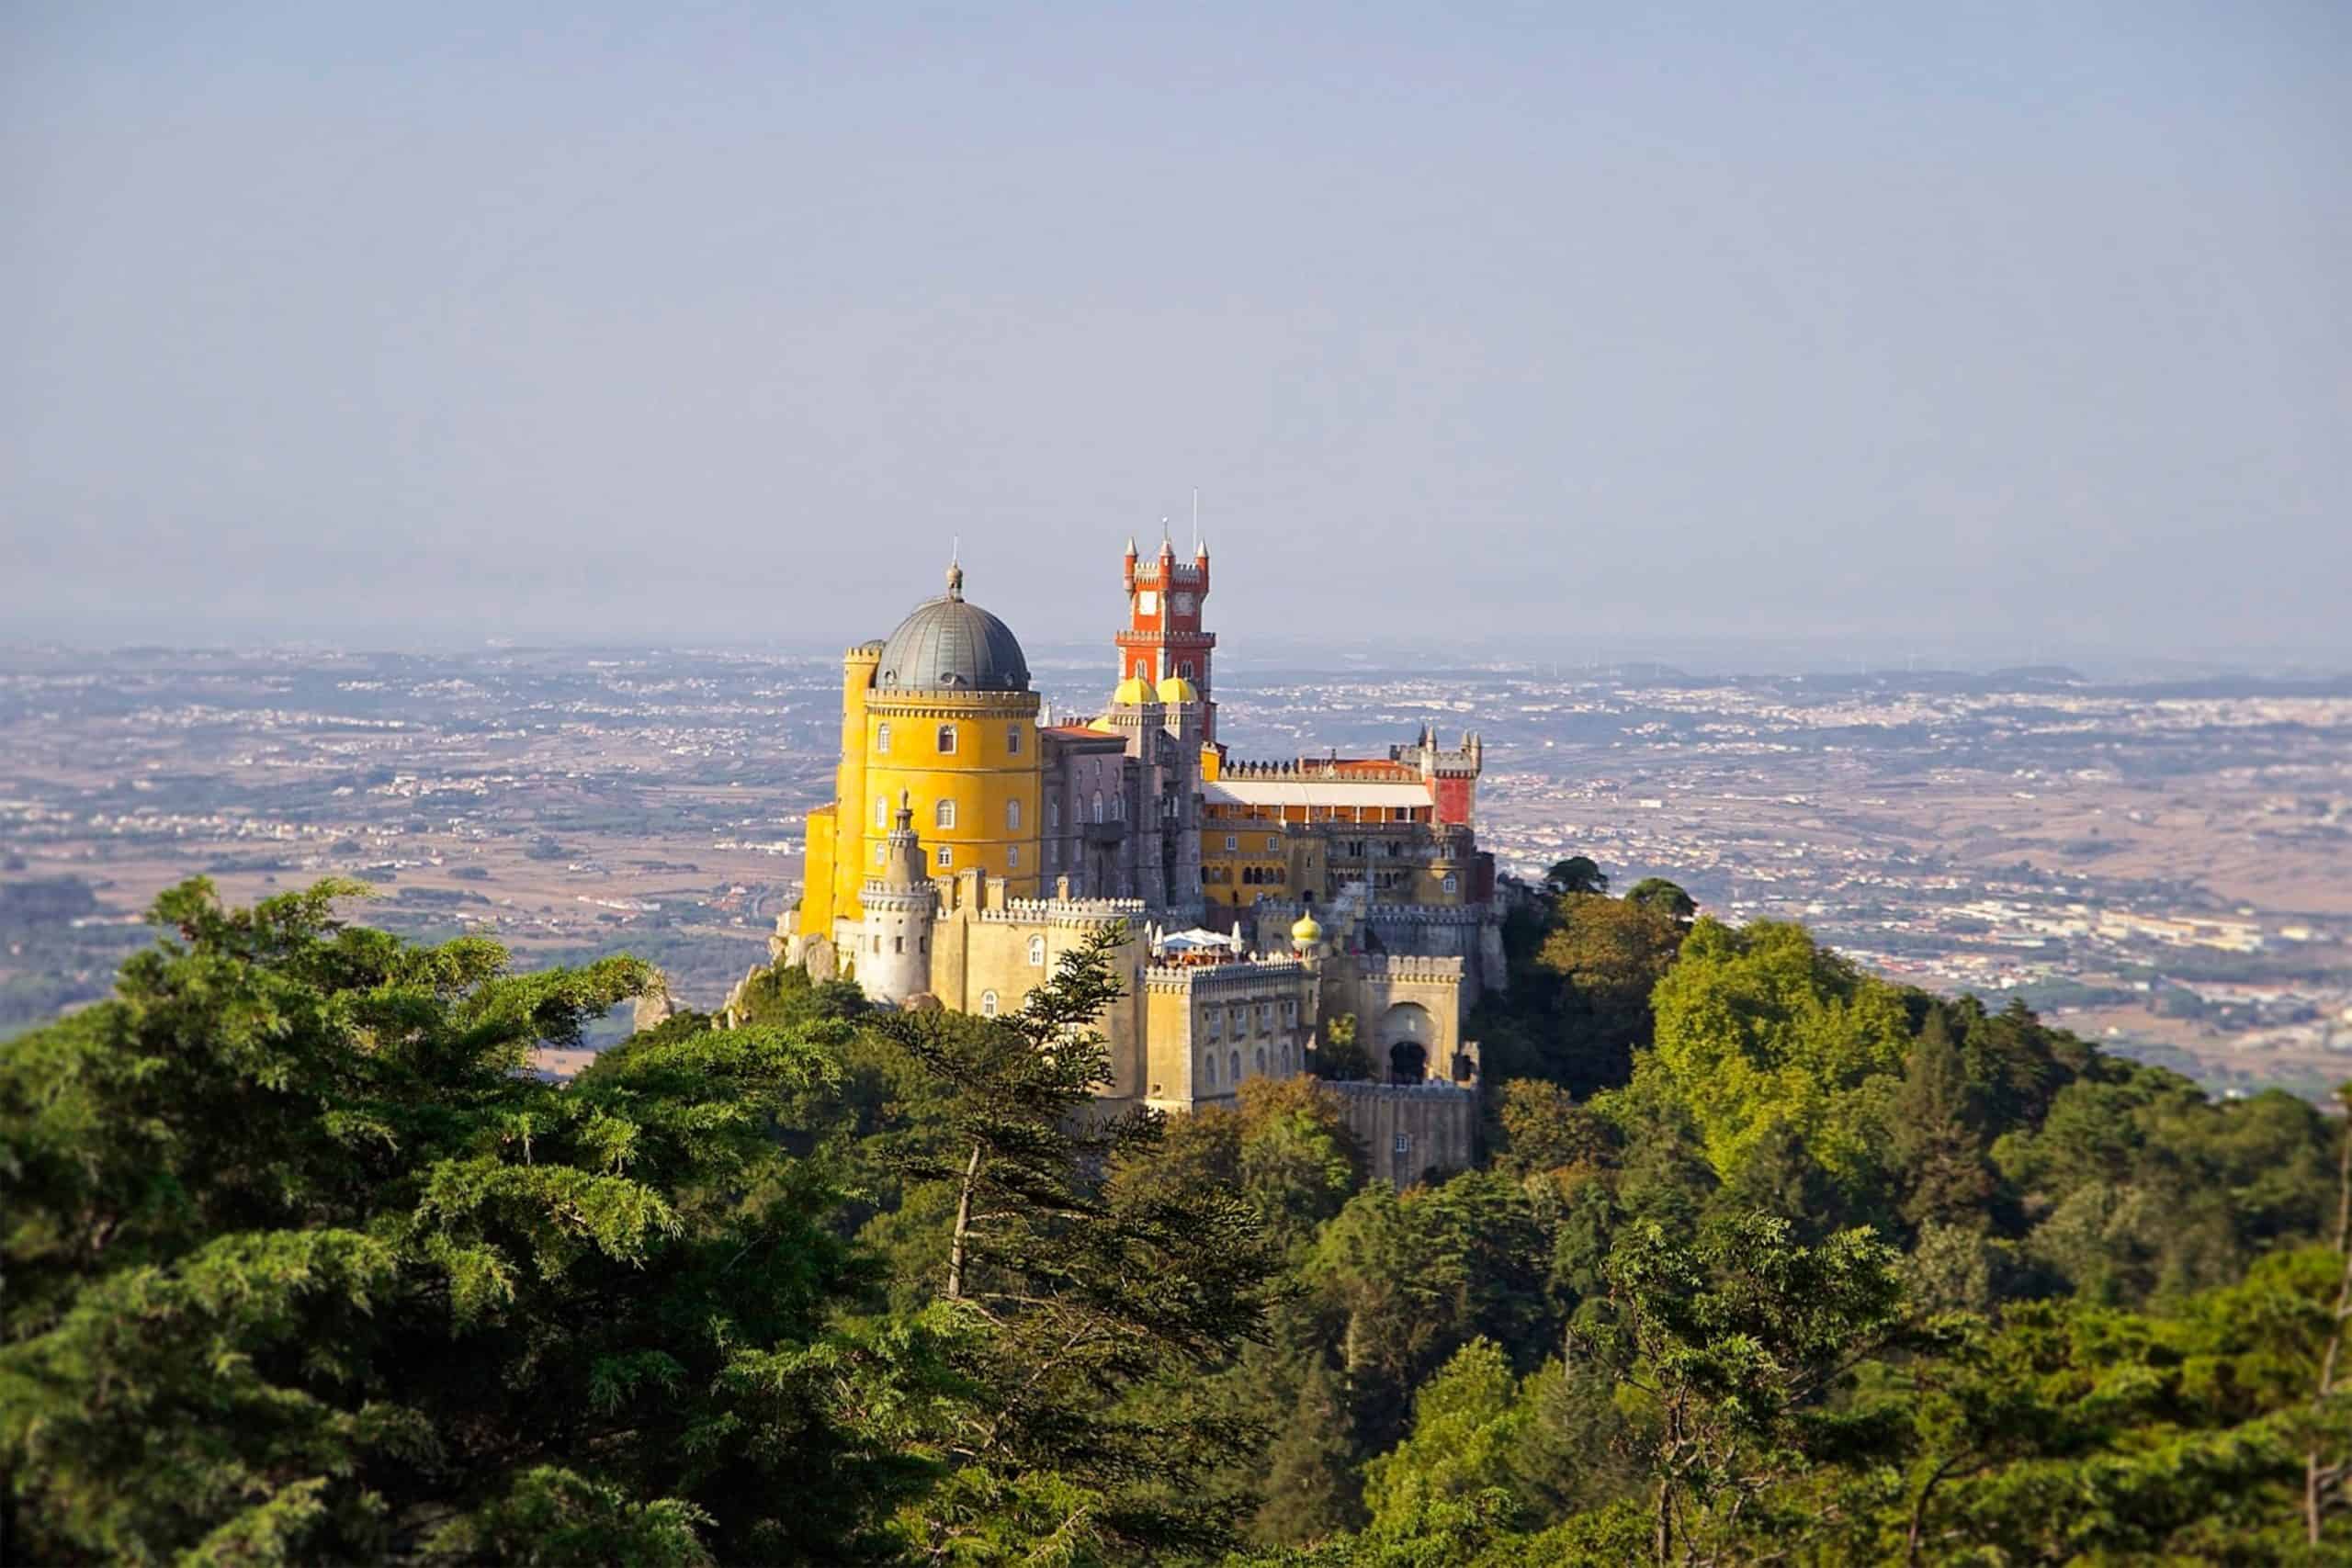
[2,645,2346,1095]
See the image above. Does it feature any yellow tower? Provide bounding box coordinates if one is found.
[801,561,1043,942]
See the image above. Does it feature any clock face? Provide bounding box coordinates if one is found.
[1171,592,1194,615]
[1136,590,1158,615]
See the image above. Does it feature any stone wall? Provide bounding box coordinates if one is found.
[1325,1080,1479,1189]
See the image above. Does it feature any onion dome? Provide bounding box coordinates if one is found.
[1112,675,1151,705]
[1155,674,1198,705]
[1290,913,1323,950]
[874,560,1030,693]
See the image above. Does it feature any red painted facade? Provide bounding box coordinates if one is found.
[1116,537,1218,740]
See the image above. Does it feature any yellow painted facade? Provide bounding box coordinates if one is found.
[859,692,1043,900]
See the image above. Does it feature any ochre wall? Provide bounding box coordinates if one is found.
[860,695,1044,902]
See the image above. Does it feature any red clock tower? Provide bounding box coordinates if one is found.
[1117,535,1217,741]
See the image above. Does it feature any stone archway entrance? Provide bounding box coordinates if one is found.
[1379,1001,1435,1084]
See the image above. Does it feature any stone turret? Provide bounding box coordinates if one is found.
[858,793,937,1006]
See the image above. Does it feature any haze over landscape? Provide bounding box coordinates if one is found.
[6,1,2347,663]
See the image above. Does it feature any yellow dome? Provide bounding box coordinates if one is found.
[1112,675,1151,706]
[1291,914,1323,947]
[1155,674,1198,705]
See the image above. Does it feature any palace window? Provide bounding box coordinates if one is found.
[892,935,902,953]
[874,796,887,829]
[1203,1054,1216,1087]
[935,799,956,829]
[1394,1133,1412,1156]
[936,724,957,754]
[1006,725,1022,755]
[1091,791,1105,825]
[1266,836,1279,852]
[935,846,953,868]
[1443,874,1459,894]
[1048,840,1059,866]
[1280,1042,1294,1071]
[1047,799,1060,829]
[1224,835,1238,852]
[1112,794,1124,820]
[1205,1009,1220,1041]
[1179,660,1194,679]
[1007,845,1019,867]
[1255,1047,1266,1076]
[875,843,886,864]
[1260,1002,1273,1029]
[980,990,999,1018]
[875,723,891,753]
[1229,1050,1241,1084]
[1006,799,1021,830]
[1028,935,1046,966]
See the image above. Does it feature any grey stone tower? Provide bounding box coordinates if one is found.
[858,793,936,1006]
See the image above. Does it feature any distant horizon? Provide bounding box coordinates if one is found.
[6,630,2348,688]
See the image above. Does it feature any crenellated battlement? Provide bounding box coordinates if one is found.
[1351,954,1465,983]
[1143,955,1309,993]
[975,896,1145,931]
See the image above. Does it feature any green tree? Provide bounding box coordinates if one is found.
[0,878,902,1564]
[1316,1012,1373,1082]
[865,925,1288,1561]
[1635,918,1912,1186]
[1623,879,1696,925]
[1600,1213,1910,1563]
[1544,857,1609,897]
[1529,897,1682,1094]
[1361,1339,1530,1532]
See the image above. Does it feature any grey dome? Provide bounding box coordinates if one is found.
[875,565,1030,693]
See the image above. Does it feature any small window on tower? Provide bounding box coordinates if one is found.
[875,723,891,753]
[1225,835,1238,852]
[1007,845,1019,867]
[980,990,999,1018]
[1006,725,1022,755]
[1179,661,1194,679]
[935,799,956,829]
[1443,874,1459,894]
[875,796,888,829]
[1007,799,1021,830]
[936,846,953,868]
[1028,935,1046,966]
[936,724,957,754]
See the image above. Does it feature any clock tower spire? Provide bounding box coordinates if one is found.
[1114,527,1216,742]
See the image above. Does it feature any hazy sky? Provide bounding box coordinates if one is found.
[5,2,2346,666]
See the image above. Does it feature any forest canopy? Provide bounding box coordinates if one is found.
[5,874,2350,1564]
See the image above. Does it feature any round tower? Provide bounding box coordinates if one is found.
[859,793,936,1006]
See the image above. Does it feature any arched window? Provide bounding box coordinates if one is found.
[1005,725,1022,756]
[980,990,999,1018]
[874,795,888,829]
[935,798,956,829]
[1254,1046,1265,1076]
[1047,798,1060,829]
[1007,845,1019,867]
[1028,935,1046,967]
[1204,1053,1217,1087]
[1280,1042,1293,1071]
[936,724,957,754]
[875,722,891,753]
[1007,799,1021,831]
[1112,794,1125,820]
[935,846,953,868]
[1228,1051,1241,1085]
[1091,791,1104,824]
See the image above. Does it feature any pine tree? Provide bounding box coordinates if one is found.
[868,924,1287,1561]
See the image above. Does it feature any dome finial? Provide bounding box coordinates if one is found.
[945,542,964,601]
